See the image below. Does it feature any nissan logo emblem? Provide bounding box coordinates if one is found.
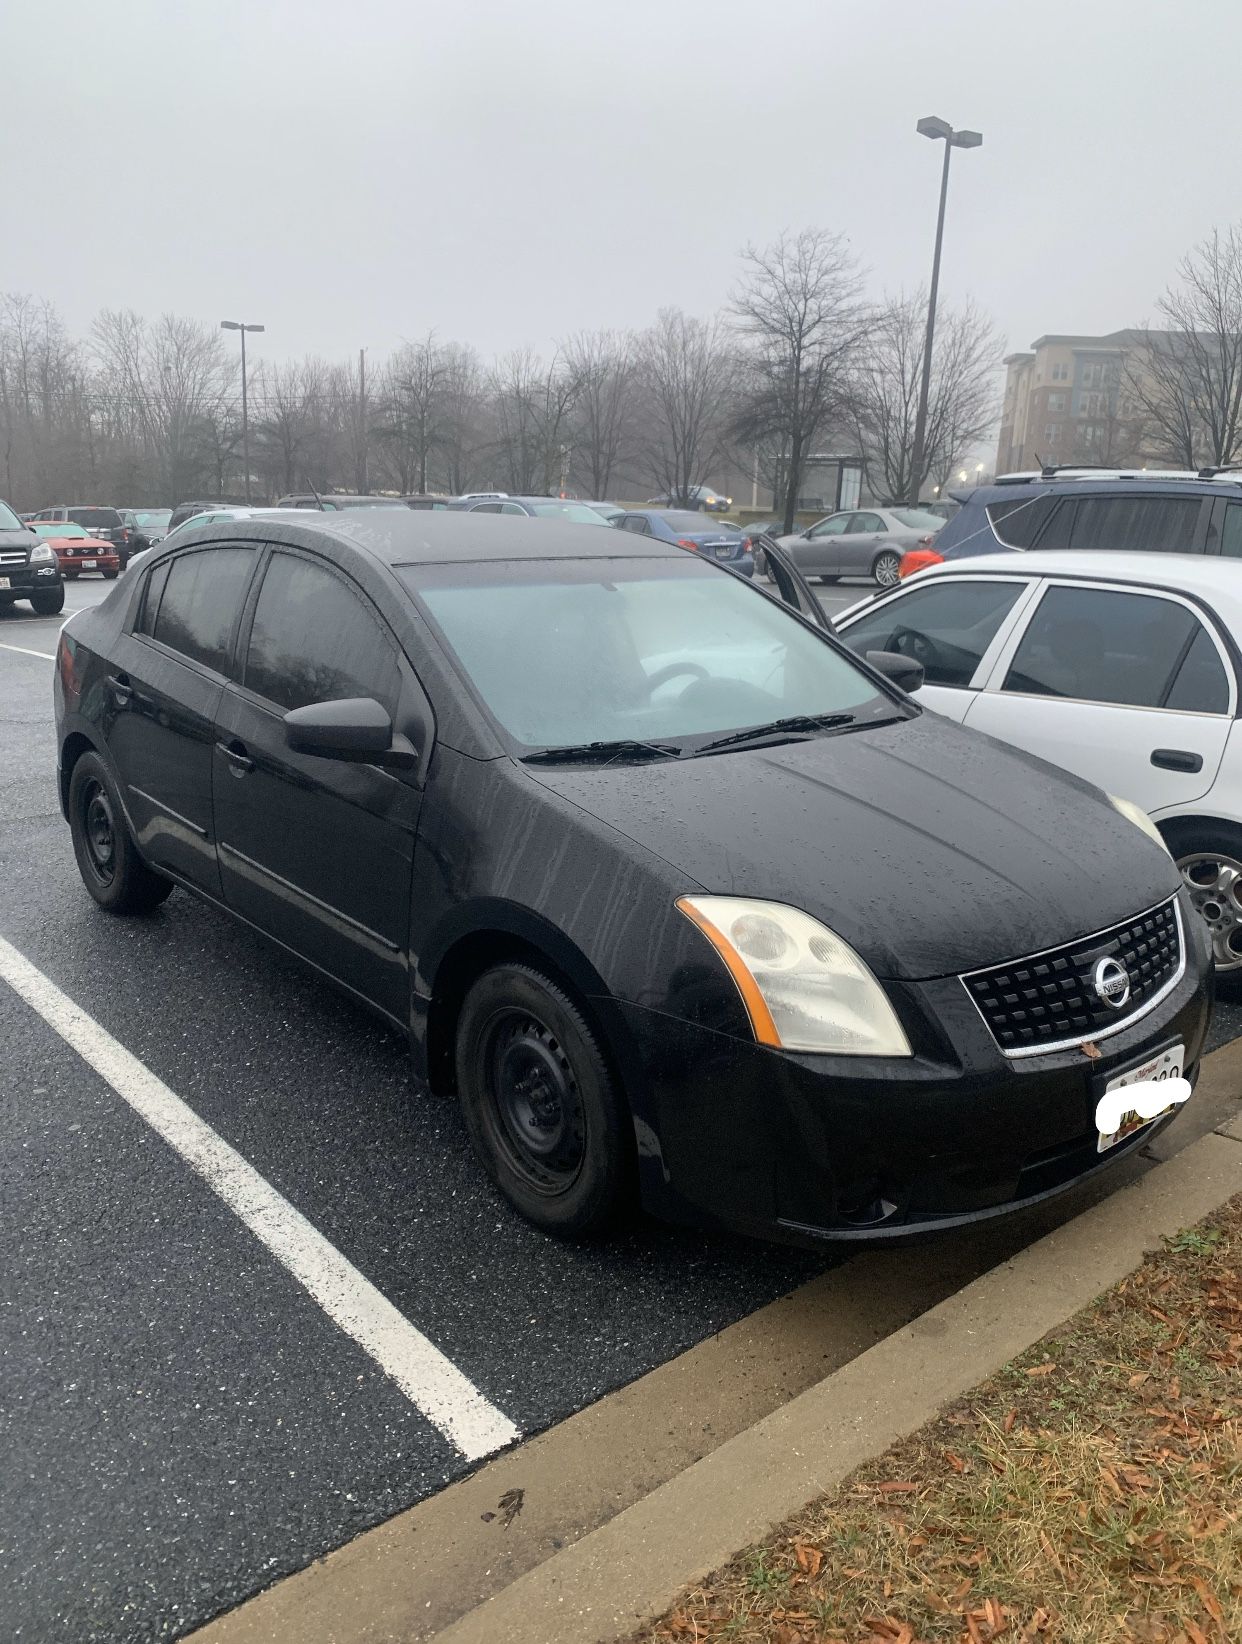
[1093,956,1131,1010]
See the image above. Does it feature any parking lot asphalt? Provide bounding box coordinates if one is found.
[3,578,1240,1643]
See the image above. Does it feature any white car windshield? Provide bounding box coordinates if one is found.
[404,556,895,751]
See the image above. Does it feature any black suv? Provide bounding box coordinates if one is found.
[0,496,65,615]
[904,466,1242,577]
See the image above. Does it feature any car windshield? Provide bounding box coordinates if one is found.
[404,557,894,752]
[36,522,91,538]
[660,512,737,534]
[528,502,613,523]
[889,508,946,530]
[0,499,26,530]
[66,507,121,528]
[135,510,172,527]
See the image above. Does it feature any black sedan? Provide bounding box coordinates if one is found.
[54,512,1210,1243]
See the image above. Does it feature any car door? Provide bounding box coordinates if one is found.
[760,539,834,631]
[211,546,423,1023]
[104,544,259,895]
[791,513,850,576]
[963,580,1235,812]
[839,511,886,575]
[835,575,1038,723]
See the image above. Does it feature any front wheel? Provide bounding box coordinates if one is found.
[455,964,631,1236]
[68,752,174,914]
[872,549,901,587]
[30,586,65,615]
[1172,824,1242,993]
[102,569,119,581]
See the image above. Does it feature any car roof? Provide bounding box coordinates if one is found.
[171,508,686,566]
[920,549,1242,604]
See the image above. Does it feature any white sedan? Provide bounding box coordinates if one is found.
[835,550,1242,982]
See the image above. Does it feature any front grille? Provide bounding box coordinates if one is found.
[0,551,27,566]
[962,896,1184,1057]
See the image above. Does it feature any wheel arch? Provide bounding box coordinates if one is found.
[59,728,104,820]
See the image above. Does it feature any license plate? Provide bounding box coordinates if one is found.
[1096,1043,1184,1152]
[714,545,732,559]
[82,559,97,569]
[0,577,7,589]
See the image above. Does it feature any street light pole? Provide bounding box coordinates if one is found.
[221,320,265,502]
[907,117,981,506]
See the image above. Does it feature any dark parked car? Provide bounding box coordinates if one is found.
[119,508,173,551]
[646,485,732,512]
[0,496,64,614]
[900,467,1242,580]
[274,494,408,510]
[168,500,234,534]
[617,509,755,576]
[54,512,1209,1244]
[402,495,453,510]
[28,504,134,567]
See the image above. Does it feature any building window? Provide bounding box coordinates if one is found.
[1051,363,1068,382]
[1043,423,1062,443]
[1048,393,1067,412]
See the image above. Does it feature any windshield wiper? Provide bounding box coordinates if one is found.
[694,713,858,755]
[522,738,683,765]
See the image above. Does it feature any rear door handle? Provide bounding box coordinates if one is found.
[217,739,255,775]
[107,672,132,708]
[1151,747,1204,773]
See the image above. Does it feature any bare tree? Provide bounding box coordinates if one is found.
[562,329,635,498]
[729,230,868,532]
[1126,225,1242,469]
[489,350,580,494]
[373,332,452,494]
[438,344,485,494]
[636,308,733,505]
[850,292,1001,504]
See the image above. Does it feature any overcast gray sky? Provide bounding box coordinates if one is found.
[8,0,1237,368]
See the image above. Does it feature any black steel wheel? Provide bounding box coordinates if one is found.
[68,752,173,914]
[456,963,631,1235]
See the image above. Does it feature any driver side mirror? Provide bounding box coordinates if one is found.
[866,650,925,694]
[284,697,417,768]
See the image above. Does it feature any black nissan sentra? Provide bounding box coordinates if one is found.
[54,512,1211,1243]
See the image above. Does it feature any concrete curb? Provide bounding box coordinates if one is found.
[436,1122,1242,1644]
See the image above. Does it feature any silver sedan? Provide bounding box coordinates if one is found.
[772,507,945,587]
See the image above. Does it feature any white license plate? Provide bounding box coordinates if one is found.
[0,577,8,590]
[1097,1043,1184,1152]
[81,559,97,569]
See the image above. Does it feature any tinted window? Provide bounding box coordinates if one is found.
[1221,502,1242,559]
[1067,494,1202,553]
[1165,626,1230,714]
[1003,586,1203,708]
[842,580,1026,687]
[67,507,122,529]
[152,548,254,672]
[244,553,399,715]
[620,515,648,534]
[890,508,946,530]
[986,496,1061,548]
[136,560,172,636]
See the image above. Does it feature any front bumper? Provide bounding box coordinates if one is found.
[0,562,62,600]
[56,548,120,573]
[612,911,1213,1244]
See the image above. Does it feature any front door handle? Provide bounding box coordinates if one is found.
[217,738,255,775]
[107,672,132,708]
[1151,747,1204,773]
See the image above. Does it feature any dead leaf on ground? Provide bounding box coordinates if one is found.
[793,1542,823,1579]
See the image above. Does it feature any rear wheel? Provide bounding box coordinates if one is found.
[1172,823,1242,993]
[455,964,630,1236]
[872,549,901,587]
[30,586,65,615]
[68,752,173,914]
[102,569,119,581]
[64,571,80,581]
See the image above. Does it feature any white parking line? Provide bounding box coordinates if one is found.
[0,935,519,1462]
[0,641,55,661]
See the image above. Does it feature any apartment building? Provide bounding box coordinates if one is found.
[996,329,1150,474]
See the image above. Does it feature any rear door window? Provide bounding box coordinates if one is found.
[986,496,1063,548]
[67,507,123,530]
[1066,494,1204,553]
[841,579,1028,686]
[150,548,255,674]
[1002,585,1222,708]
[1220,501,1242,558]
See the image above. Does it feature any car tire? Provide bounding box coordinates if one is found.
[455,963,631,1236]
[818,575,839,585]
[102,570,119,581]
[872,549,902,587]
[1167,822,1242,995]
[30,586,66,615]
[68,752,174,915]
[64,571,80,581]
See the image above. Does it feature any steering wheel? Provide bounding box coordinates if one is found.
[646,661,710,692]
[891,627,942,672]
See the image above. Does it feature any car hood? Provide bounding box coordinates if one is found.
[523,712,1179,981]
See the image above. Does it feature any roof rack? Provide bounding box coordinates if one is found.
[992,466,1207,486]
[1197,464,1242,479]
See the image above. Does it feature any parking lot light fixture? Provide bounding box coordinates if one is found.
[221,321,265,502]
[908,118,983,507]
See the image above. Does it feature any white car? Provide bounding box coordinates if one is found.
[835,550,1242,982]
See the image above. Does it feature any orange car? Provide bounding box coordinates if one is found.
[28,521,120,579]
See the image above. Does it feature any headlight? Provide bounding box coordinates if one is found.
[677,895,912,1056]
[29,542,54,565]
[1108,794,1172,859]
